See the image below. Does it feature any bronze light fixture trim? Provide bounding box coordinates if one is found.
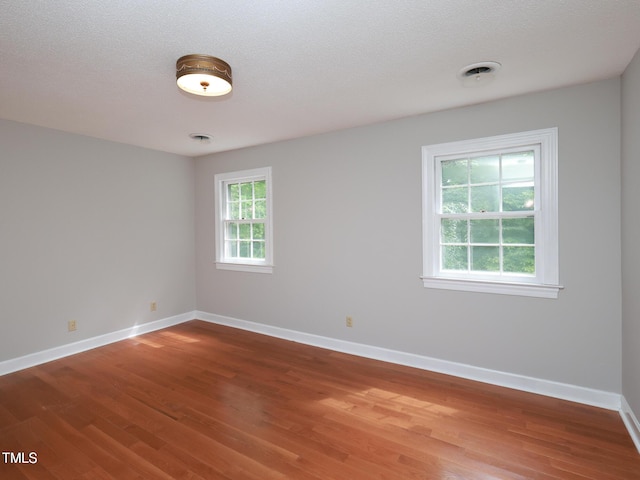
[176,54,233,96]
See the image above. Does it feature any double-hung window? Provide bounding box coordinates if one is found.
[215,167,273,273]
[422,128,560,298]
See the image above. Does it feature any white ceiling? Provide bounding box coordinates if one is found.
[1,1,640,157]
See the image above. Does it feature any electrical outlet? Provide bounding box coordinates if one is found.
[68,320,77,332]
[346,316,353,328]
[150,302,157,312]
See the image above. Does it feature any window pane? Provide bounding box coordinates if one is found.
[442,187,468,213]
[254,200,266,219]
[239,241,251,258]
[226,222,238,240]
[226,240,238,258]
[502,151,534,181]
[253,241,265,259]
[503,217,534,244]
[253,222,265,240]
[503,184,534,211]
[228,201,240,220]
[471,246,499,272]
[441,219,467,243]
[441,159,468,186]
[503,246,535,274]
[239,223,251,239]
[470,219,499,244]
[228,183,240,202]
[442,245,468,270]
[254,180,266,199]
[240,201,253,219]
[470,156,499,184]
[240,182,253,201]
[470,185,499,212]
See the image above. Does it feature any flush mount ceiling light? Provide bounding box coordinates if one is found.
[176,54,232,96]
[457,61,501,87]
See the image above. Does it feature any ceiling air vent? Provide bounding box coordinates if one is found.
[457,61,501,87]
[189,133,213,144]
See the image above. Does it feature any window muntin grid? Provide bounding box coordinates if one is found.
[437,149,536,277]
[223,179,267,261]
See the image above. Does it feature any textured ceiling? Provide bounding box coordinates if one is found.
[1,1,640,157]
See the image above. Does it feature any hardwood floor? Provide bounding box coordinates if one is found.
[1,320,638,479]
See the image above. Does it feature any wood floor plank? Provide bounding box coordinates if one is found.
[1,320,639,479]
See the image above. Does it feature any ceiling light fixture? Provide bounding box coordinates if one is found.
[176,54,232,96]
[457,61,501,87]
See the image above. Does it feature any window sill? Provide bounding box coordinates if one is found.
[216,262,273,274]
[421,276,562,298]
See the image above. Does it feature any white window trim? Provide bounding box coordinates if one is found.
[421,128,562,298]
[215,167,274,274]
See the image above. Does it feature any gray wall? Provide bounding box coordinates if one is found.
[196,78,622,393]
[0,76,628,398]
[0,120,196,361]
[622,49,640,413]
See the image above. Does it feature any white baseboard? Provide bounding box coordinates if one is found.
[621,396,640,454]
[0,311,196,376]
[196,310,622,411]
